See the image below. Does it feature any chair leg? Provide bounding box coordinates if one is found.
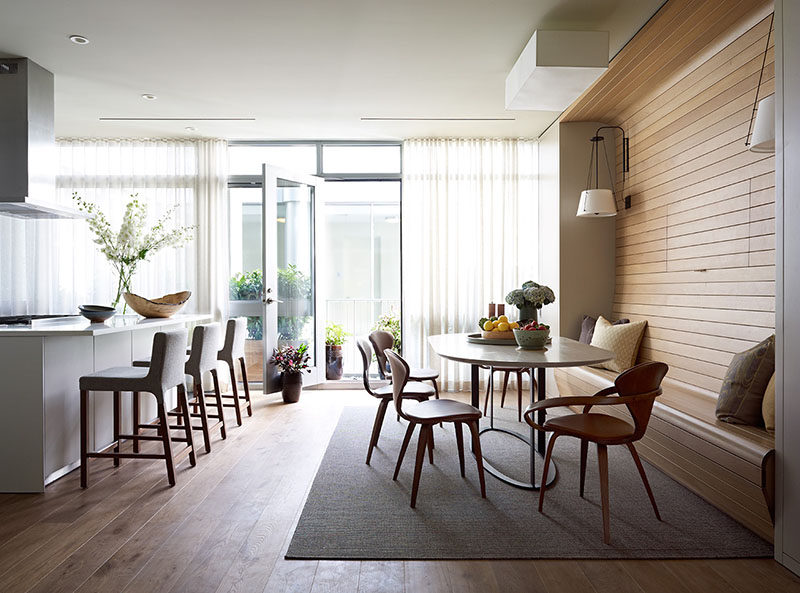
[432,378,439,399]
[466,420,486,498]
[410,425,430,508]
[454,422,465,477]
[229,362,243,426]
[178,384,196,467]
[157,401,176,486]
[500,371,511,408]
[132,391,140,453]
[579,438,588,497]
[366,398,390,465]
[239,357,253,416]
[627,442,661,521]
[211,369,227,439]
[394,421,416,480]
[597,443,610,544]
[113,391,121,467]
[538,434,558,512]
[194,378,212,454]
[427,427,434,464]
[80,390,89,488]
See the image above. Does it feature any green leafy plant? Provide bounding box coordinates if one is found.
[271,343,311,374]
[279,316,310,341]
[229,269,263,300]
[278,264,311,299]
[73,192,195,311]
[246,316,263,341]
[372,309,401,352]
[325,322,349,346]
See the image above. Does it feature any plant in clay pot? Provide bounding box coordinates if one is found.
[325,322,350,380]
[271,343,311,403]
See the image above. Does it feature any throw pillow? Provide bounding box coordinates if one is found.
[763,372,776,432]
[716,335,775,425]
[589,316,647,372]
[579,315,631,344]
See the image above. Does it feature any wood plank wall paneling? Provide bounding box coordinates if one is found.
[563,0,775,396]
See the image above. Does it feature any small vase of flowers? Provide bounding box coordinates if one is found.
[271,343,311,403]
[505,281,556,322]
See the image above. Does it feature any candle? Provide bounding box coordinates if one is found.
[488,302,496,317]
[497,303,505,316]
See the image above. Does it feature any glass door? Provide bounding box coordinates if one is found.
[262,165,325,393]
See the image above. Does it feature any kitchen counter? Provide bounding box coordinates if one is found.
[0,313,209,336]
[0,313,211,492]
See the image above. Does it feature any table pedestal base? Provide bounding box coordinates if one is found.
[477,426,557,489]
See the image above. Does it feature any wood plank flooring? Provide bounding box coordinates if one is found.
[1,389,798,593]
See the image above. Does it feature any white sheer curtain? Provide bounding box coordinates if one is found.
[0,139,228,317]
[402,138,538,391]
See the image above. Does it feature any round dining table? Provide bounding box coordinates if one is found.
[428,333,613,490]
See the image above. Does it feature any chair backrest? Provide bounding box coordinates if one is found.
[614,361,669,440]
[356,337,379,397]
[369,330,394,380]
[147,329,189,395]
[219,317,247,363]
[385,349,411,418]
[186,323,221,379]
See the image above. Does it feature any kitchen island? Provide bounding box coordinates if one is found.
[0,314,210,492]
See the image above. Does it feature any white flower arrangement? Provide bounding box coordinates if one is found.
[73,192,196,311]
[505,280,556,309]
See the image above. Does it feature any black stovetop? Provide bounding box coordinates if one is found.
[0,314,77,326]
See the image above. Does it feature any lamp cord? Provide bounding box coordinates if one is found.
[746,12,774,147]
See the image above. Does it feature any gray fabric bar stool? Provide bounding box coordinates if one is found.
[79,329,195,488]
[133,323,227,454]
[370,330,440,398]
[218,318,252,426]
[356,338,434,465]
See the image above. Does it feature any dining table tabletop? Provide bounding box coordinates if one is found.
[428,333,614,489]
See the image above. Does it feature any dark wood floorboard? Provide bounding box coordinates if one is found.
[0,389,795,593]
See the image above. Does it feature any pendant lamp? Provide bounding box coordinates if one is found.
[577,125,629,217]
[746,13,775,154]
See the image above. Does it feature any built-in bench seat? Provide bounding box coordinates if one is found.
[553,365,775,542]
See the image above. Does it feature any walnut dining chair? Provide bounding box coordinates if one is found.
[524,361,669,544]
[370,330,440,398]
[386,349,486,508]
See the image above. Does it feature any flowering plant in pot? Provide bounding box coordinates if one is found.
[325,322,350,380]
[505,280,556,323]
[271,343,311,403]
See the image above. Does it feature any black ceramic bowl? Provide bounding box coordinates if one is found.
[79,305,116,323]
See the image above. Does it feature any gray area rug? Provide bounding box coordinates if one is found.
[286,403,772,559]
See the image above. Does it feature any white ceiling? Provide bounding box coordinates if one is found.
[0,0,665,140]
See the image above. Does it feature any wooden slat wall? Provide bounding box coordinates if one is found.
[564,1,775,395]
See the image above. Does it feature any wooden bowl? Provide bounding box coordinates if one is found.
[481,330,515,340]
[123,291,191,318]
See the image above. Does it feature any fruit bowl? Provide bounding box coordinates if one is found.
[513,327,550,350]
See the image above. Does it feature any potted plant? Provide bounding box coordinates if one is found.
[325,322,350,380]
[505,281,556,323]
[271,343,311,403]
[372,308,401,352]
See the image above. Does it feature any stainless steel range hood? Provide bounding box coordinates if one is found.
[0,58,82,219]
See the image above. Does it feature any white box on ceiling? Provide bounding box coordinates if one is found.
[505,30,609,111]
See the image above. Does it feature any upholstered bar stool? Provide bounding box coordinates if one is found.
[134,323,227,454]
[218,318,252,426]
[79,329,195,488]
[370,330,440,398]
[356,338,435,464]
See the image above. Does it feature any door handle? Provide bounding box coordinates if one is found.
[264,297,283,305]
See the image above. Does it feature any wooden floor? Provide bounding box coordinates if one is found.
[1,388,799,593]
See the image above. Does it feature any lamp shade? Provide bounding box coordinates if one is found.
[750,95,775,153]
[577,189,617,217]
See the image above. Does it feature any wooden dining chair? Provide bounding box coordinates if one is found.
[523,361,669,544]
[370,330,440,398]
[482,366,533,422]
[385,349,486,508]
[356,338,435,465]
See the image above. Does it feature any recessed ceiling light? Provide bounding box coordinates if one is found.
[141,93,157,101]
[68,34,90,45]
[185,126,196,132]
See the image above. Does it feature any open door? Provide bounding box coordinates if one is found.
[262,164,325,393]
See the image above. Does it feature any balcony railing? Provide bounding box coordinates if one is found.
[326,298,400,377]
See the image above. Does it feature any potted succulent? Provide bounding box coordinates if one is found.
[271,343,311,403]
[505,281,556,323]
[325,322,349,380]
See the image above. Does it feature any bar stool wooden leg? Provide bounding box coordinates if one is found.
[229,362,243,426]
[194,377,212,454]
[211,368,227,439]
[113,391,121,467]
[240,357,253,416]
[80,390,89,488]
[178,384,197,467]
[132,391,140,453]
[157,401,176,486]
